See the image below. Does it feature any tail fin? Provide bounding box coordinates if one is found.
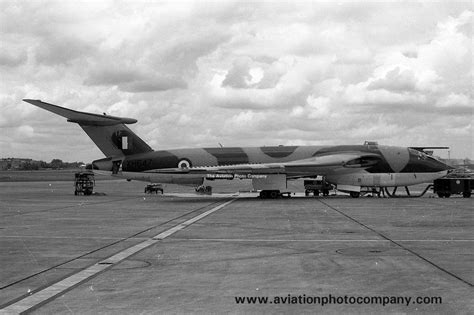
[23,99,153,157]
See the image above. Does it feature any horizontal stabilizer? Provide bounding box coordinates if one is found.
[24,99,153,157]
[23,99,137,126]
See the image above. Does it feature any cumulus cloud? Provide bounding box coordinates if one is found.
[0,1,472,161]
[290,96,332,119]
[222,56,287,89]
[436,93,471,108]
[35,36,93,65]
[0,49,27,67]
[402,50,418,59]
[222,57,254,88]
[123,78,187,93]
[334,48,373,65]
[84,68,142,86]
[84,67,187,92]
[17,125,35,137]
[367,67,417,92]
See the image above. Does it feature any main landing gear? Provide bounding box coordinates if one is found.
[350,192,360,198]
[259,190,291,199]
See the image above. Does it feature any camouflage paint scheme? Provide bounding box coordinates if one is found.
[119,145,448,174]
[24,99,452,190]
[113,145,450,187]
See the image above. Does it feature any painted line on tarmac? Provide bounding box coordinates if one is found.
[317,199,473,287]
[0,198,236,314]
[169,238,474,242]
[7,236,471,242]
[0,235,139,240]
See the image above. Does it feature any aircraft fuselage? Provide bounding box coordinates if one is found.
[92,144,451,189]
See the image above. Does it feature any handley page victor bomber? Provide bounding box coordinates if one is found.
[24,99,453,198]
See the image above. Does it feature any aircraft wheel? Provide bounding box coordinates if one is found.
[444,193,451,198]
[269,190,279,199]
[437,192,444,198]
[314,190,320,196]
[463,192,471,198]
[259,191,268,199]
[350,192,360,198]
[305,189,311,196]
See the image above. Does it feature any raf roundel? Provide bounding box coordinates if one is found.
[178,159,192,169]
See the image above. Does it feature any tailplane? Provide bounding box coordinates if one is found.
[23,99,153,157]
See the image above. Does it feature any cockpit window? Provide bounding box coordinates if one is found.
[408,148,428,160]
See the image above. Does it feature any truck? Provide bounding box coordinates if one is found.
[195,185,212,195]
[74,172,95,195]
[433,177,473,198]
[304,176,333,196]
[144,183,164,194]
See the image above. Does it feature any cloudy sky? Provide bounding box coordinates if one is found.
[1,0,472,163]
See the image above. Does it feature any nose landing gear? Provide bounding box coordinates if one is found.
[259,190,291,199]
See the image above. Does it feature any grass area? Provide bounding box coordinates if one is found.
[0,169,116,182]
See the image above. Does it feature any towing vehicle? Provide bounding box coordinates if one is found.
[304,176,333,196]
[433,176,473,198]
[144,183,164,194]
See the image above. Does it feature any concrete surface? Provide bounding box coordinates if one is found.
[0,179,472,314]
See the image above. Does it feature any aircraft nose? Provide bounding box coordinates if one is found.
[422,156,454,172]
[404,150,454,173]
[433,158,454,172]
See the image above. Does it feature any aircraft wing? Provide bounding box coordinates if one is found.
[144,152,382,178]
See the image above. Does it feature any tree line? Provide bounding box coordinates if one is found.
[2,159,84,170]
